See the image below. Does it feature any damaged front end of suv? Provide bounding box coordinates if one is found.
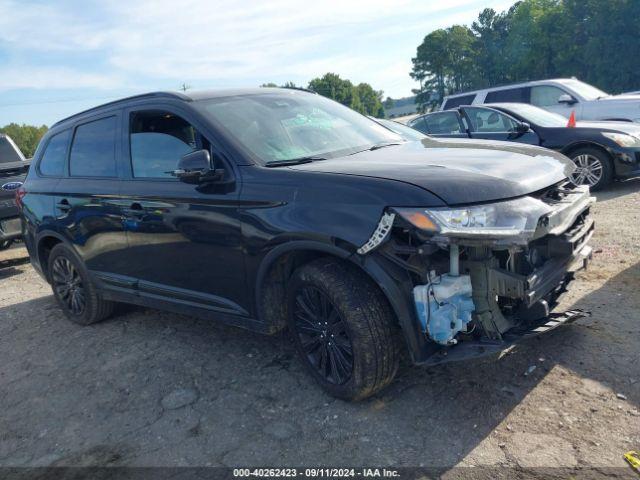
[365,181,594,365]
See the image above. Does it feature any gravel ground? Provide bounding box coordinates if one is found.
[0,179,638,472]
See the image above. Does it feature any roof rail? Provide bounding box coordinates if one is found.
[51,91,192,128]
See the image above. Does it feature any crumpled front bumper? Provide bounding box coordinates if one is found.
[416,186,595,366]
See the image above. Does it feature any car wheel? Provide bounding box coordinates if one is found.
[287,258,400,401]
[569,147,613,191]
[48,243,114,325]
[0,240,12,251]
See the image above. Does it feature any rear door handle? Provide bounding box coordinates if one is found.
[57,199,71,212]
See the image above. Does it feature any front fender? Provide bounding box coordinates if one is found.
[255,238,436,363]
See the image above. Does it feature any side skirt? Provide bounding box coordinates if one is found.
[93,272,272,334]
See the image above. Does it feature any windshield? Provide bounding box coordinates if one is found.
[195,92,402,165]
[496,103,568,127]
[564,80,608,100]
[376,118,427,141]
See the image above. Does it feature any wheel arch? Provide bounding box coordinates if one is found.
[35,230,71,282]
[561,141,614,161]
[254,240,431,363]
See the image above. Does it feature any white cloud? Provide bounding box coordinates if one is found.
[0,66,123,90]
[0,0,513,97]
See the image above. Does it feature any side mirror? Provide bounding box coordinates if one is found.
[517,121,531,133]
[558,94,577,105]
[173,149,223,184]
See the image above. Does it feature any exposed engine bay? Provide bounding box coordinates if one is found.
[364,182,594,356]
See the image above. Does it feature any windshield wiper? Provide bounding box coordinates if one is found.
[264,156,327,167]
[348,142,404,156]
[368,141,403,151]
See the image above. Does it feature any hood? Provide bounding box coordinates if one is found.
[290,138,574,205]
[575,121,640,135]
[594,93,640,104]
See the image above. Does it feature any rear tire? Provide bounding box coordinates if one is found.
[287,258,400,401]
[0,240,12,251]
[48,243,114,325]
[569,146,613,191]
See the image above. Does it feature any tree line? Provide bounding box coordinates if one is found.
[261,72,385,117]
[411,0,640,110]
[5,0,638,149]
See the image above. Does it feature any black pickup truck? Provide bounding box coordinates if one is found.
[0,134,29,250]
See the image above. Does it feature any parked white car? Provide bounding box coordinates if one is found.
[440,78,640,122]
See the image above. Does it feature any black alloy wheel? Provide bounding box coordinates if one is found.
[51,256,86,315]
[47,243,114,325]
[287,258,400,401]
[293,285,354,385]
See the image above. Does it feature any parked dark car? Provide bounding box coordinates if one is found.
[0,134,29,249]
[20,89,594,400]
[409,103,640,190]
[368,117,427,141]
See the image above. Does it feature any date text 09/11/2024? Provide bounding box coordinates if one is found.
[232,468,400,477]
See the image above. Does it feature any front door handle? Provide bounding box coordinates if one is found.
[57,199,71,212]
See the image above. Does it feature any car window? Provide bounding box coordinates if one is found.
[130,111,202,178]
[423,112,463,134]
[38,130,71,177]
[70,117,117,177]
[485,87,529,103]
[408,117,428,134]
[464,107,519,133]
[196,93,401,165]
[0,136,24,164]
[442,94,476,110]
[377,120,426,141]
[530,86,568,107]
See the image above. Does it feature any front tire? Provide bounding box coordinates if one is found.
[569,147,613,191]
[287,258,400,401]
[48,244,114,325]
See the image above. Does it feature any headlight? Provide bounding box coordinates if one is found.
[601,132,640,147]
[394,196,551,241]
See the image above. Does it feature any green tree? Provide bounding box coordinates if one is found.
[472,8,514,86]
[308,73,385,116]
[0,123,48,158]
[411,26,478,110]
[411,29,449,110]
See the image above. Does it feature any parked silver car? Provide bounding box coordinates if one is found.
[440,78,640,123]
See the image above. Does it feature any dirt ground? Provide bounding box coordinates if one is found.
[0,179,638,473]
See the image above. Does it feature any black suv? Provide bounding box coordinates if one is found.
[19,89,594,400]
[1,134,29,250]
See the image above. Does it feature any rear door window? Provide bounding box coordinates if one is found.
[408,117,428,134]
[38,130,71,177]
[423,112,464,134]
[442,94,476,110]
[69,116,118,177]
[485,87,529,103]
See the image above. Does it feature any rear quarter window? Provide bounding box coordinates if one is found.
[443,94,476,110]
[38,130,71,177]
[0,136,23,164]
[485,87,530,103]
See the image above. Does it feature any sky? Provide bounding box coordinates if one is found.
[0,0,513,126]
